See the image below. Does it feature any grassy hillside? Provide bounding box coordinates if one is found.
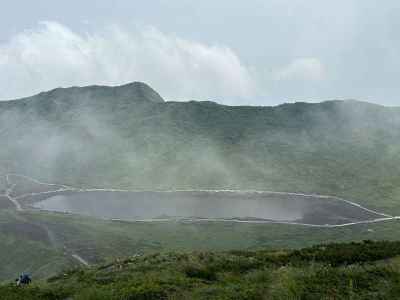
[1,82,400,214]
[1,209,400,282]
[2,240,400,299]
[1,83,400,284]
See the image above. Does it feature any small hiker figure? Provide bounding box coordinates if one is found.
[16,273,31,286]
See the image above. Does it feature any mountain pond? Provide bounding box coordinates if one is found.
[31,190,383,225]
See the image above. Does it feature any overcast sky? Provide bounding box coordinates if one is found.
[1,0,399,106]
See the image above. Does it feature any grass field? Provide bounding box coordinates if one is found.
[1,208,400,282]
[2,240,400,299]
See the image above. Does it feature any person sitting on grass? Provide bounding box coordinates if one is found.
[15,273,31,286]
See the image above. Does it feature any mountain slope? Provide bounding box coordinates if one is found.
[2,240,400,299]
[1,84,400,213]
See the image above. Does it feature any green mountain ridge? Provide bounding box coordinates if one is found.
[2,81,165,104]
[1,85,400,284]
[1,83,400,213]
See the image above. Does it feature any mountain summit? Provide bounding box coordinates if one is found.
[36,81,164,103]
[3,81,164,107]
[1,81,165,117]
[110,81,165,103]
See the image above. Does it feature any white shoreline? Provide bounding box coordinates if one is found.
[3,173,399,228]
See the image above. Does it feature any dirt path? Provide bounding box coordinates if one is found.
[2,175,22,211]
[176,216,400,228]
[71,254,90,266]
[38,219,91,267]
[2,174,90,267]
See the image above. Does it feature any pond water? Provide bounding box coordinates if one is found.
[32,190,382,225]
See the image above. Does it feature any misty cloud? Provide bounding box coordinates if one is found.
[2,1,400,105]
[0,22,255,103]
[274,58,326,82]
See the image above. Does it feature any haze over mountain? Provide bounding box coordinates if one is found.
[3,2,400,297]
[1,82,400,214]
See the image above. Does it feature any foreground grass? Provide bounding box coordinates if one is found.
[2,240,400,299]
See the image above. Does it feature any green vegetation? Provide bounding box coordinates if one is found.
[1,83,400,291]
[0,210,72,280]
[1,209,400,282]
[2,240,400,299]
[1,83,400,214]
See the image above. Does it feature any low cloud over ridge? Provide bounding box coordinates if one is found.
[274,58,326,82]
[0,21,256,103]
